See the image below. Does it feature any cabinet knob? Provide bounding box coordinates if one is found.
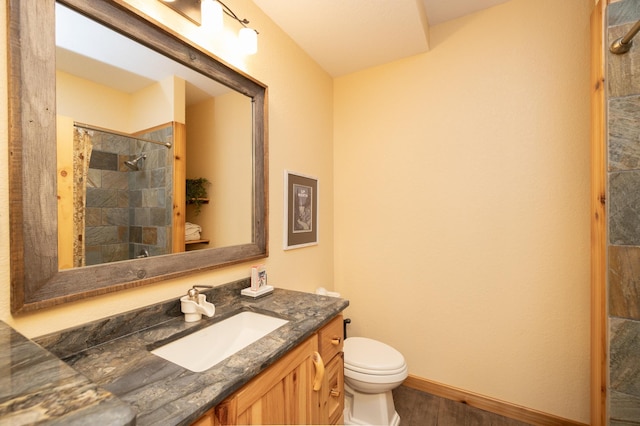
[331,337,341,346]
[330,388,340,398]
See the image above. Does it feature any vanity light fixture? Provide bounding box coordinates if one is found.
[201,0,223,33]
[159,0,259,54]
[213,0,259,54]
[239,26,258,55]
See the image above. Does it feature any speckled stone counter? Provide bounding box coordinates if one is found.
[0,321,135,425]
[35,279,349,425]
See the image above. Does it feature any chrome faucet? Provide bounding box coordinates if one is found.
[186,285,213,302]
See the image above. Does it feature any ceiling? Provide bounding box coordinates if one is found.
[251,0,511,77]
[56,0,512,98]
[56,3,230,105]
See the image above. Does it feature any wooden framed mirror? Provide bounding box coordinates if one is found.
[8,0,268,314]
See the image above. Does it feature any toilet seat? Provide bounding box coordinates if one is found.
[344,337,407,376]
[344,366,408,385]
[343,337,407,425]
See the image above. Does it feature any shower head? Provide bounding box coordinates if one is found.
[124,154,147,171]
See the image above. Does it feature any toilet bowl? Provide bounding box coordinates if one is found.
[343,337,408,426]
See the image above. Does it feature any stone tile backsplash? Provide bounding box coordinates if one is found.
[608,245,640,320]
[610,318,640,395]
[609,170,640,245]
[608,95,640,171]
[607,1,640,423]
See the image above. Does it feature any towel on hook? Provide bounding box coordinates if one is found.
[185,222,202,241]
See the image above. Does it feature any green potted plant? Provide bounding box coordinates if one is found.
[186,177,210,216]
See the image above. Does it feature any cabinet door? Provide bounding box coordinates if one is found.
[210,315,345,426]
[214,336,319,425]
[326,353,344,425]
[192,412,215,426]
[312,351,344,425]
[237,357,315,425]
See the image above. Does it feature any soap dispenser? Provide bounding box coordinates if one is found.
[180,285,215,322]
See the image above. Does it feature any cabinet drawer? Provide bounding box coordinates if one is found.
[326,353,344,425]
[318,314,343,361]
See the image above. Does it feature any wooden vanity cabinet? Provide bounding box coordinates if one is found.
[323,351,344,425]
[317,314,345,425]
[192,314,344,426]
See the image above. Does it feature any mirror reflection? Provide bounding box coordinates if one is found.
[55,3,253,269]
[8,0,267,313]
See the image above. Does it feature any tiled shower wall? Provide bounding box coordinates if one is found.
[85,126,173,265]
[606,1,640,424]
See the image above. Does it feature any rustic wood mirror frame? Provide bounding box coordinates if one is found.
[8,0,268,314]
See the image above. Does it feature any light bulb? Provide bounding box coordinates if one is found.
[239,27,258,55]
[201,0,222,33]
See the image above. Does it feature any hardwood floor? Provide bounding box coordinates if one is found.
[393,385,533,426]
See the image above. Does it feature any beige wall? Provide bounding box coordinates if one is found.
[334,0,591,422]
[0,0,334,337]
[57,70,132,130]
[130,75,186,130]
[57,71,185,132]
[0,0,592,422]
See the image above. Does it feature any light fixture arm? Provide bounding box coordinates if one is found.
[158,0,258,53]
[216,0,259,33]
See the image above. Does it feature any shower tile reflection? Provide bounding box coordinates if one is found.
[81,125,174,266]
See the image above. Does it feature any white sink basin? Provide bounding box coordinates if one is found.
[152,311,288,372]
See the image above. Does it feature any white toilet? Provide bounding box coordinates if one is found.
[343,337,408,426]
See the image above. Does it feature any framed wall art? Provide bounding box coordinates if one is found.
[284,170,318,250]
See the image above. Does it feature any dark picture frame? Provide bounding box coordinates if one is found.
[284,171,318,250]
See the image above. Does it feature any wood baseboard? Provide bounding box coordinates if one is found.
[402,375,587,426]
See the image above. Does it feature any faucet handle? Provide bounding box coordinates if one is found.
[186,285,213,302]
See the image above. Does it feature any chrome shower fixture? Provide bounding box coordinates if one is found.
[611,19,640,54]
[124,154,147,171]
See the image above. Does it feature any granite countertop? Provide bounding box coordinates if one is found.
[33,279,349,425]
[0,321,136,425]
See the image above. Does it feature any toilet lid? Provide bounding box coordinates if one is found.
[344,337,406,375]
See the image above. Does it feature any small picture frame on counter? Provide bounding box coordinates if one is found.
[251,265,267,290]
[243,265,273,298]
